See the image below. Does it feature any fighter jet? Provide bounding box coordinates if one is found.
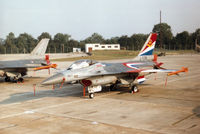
[0,38,56,82]
[42,33,188,98]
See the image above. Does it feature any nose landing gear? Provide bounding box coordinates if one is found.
[89,93,94,99]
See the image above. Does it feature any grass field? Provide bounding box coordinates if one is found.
[52,50,197,62]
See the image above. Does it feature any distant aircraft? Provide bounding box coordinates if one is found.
[42,33,188,98]
[0,38,56,82]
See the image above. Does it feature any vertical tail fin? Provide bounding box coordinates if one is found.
[138,33,157,56]
[30,38,50,56]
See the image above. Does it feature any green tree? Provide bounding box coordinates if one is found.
[16,33,36,53]
[84,33,105,43]
[105,37,119,44]
[118,35,130,50]
[195,29,200,43]
[67,39,80,52]
[0,38,5,54]
[189,28,200,50]
[53,33,71,53]
[0,45,5,54]
[130,34,148,50]
[37,32,52,41]
[152,23,173,49]
[175,31,190,50]
[192,29,200,45]
[5,32,16,53]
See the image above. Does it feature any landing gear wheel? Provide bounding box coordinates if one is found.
[13,77,17,83]
[89,93,94,99]
[18,78,24,83]
[5,77,10,82]
[110,84,117,91]
[131,85,138,94]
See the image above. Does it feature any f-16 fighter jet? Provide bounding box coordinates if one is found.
[42,33,188,98]
[0,39,56,82]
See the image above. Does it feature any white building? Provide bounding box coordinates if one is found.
[73,48,81,53]
[85,43,120,53]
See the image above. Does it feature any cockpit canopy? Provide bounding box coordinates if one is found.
[67,59,98,70]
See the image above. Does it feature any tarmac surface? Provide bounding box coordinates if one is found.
[0,54,200,134]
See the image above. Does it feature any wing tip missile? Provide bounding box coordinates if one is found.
[167,67,188,76]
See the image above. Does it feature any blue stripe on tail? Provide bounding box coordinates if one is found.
[139,49,153,56]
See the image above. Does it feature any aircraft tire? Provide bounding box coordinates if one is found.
[18,78,24,82]
[110,84,117,91]
[89,93,94,99]
[131,85,138,93]
[13,77,18,83]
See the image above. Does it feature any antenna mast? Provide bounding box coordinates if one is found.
[160,10,162,50]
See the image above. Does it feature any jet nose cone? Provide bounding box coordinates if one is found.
[42,73,65,85]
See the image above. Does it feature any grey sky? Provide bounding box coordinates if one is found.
[0,0,200,40]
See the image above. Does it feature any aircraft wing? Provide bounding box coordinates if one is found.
[0,59,44,69]
[85,63,141,77]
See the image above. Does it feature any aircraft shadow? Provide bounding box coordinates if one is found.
[0,85,83,105]
[0,84,146,105]
[0,77,43,83]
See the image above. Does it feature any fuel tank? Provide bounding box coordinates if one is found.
[80,76,117,87]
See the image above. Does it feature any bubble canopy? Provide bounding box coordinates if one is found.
[67,59,98,70]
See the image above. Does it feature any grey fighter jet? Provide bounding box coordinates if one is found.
[0,39,52,82]
[42,33,188,98]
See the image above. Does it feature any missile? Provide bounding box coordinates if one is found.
[34,64,57,71]
[167,67,188,76]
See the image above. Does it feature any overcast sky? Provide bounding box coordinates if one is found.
[0,0,200,40]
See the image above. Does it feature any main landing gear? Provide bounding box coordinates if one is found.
[4,76,24,83]
[130,85,139,94]
[17,77,24,83]
[86,84,139,99]
[110,84,117,91]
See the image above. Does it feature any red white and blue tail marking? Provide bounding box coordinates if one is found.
[138,33,157,56]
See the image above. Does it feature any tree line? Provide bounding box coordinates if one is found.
[0,23,200,54]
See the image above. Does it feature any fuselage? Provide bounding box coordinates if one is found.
[42,60,155,85]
